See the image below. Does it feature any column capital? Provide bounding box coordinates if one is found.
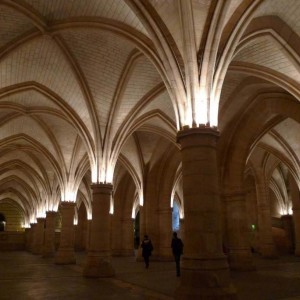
[177,127,219,148]
[60,201,76,209]
[91,183,113,195]
[46,211,57,217]
[36,217,45,223]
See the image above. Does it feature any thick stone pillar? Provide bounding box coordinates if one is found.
[43,211,57,257]
[86,219,91,250]
[83,183,115,277]
[30,223,37,253]
[293,208,300,256]
[55,202,76,264]
[25,228,31,251]
[281,215,294,253]
[256,181,277,258]
[158,207,173,260]
[224,191,255,270]
[176,127,236,299]
[121,217,134,256]
[32,218,45,255]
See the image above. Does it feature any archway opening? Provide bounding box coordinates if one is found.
[172,201,180,232]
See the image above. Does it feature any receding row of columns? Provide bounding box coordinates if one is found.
[23,128,300,299]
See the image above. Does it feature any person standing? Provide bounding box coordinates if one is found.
[141,235,153,268]
[171,232,184,277]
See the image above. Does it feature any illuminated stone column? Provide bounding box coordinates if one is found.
[224,191,255,270]
[256,181,277,258]
[32,217,45,255]
[55,202,76,264]
[281,215,294,253]
[158,207,173,260]
[85,219,91,250]
[83,183,115,277]
[43,211,57,257]
[29,223,36,252]
[176,127,236,299]
[24,228,31,251]
[31,219,45,255]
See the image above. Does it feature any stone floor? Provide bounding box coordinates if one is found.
[1,251,300,299]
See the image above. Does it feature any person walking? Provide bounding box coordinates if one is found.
[141,235,153,268]
[171,232,184,277]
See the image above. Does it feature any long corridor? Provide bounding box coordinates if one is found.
[1,252,300,299]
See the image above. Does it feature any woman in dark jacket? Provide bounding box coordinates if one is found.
[141,235,153,268]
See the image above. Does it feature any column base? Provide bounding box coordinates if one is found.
[55,248,76,264]
[83,253,115,278]
[175,256,237,299]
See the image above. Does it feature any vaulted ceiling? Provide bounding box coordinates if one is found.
[0,0,299,225]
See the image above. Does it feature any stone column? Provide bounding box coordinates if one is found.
[25,228,31,251]
[85,219,91,250]
[83,183,115,277]
[30,223,37,253]
[32,217,45,255]
[224,191,255,270]
[293,208,300,256]
[55,202,76,264]
[281,215,294,253]
[43,211,57,257]
[121,217,134,256]
[176,127,236,299]
[158,207,173,261]
[256,181,277,258]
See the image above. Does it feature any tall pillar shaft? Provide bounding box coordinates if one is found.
[256,182,277,258]
[55,202,76,264]
[32,218,45,255]
[224,191,254,270]
[83,183,115,277]
[281,215,294,253]
[158,208,173,260]
[25,228,31,251]
[86,219,91,250]
[29,223,36,252]
[121,217,134,256]
[43,211,57,257]
[176,128,236,299]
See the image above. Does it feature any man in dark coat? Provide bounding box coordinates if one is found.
[141,235,153,268]
[171,232,184,277]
